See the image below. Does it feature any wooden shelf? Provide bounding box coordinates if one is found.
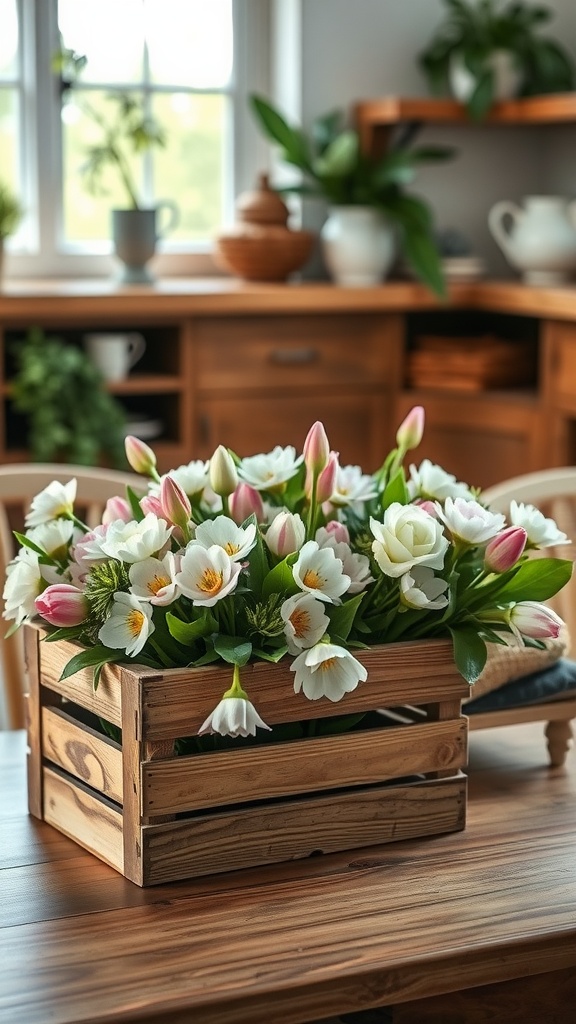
[354,92,576,128]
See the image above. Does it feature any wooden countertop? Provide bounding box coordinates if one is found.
[1,724,575,1024]
[1,277,576,321]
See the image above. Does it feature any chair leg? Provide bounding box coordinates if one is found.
[545,718,574,767]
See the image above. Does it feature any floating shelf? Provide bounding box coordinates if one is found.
[354,93,576,130]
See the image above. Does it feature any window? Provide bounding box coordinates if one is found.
[3,0,270,278]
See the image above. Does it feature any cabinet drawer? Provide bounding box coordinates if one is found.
[547,324,576,409]
[194,314,401,391]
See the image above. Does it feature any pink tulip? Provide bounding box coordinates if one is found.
[415,499,439,518]
[324,520,350,543]
[396,406,425,452]
[125,435,157,477]
[229,483,265,524]
[510,601,564,640]
[160,475,192,530]
[35,584,88,627]
[140,494,164,518]
[265,511,306,558]
[102,495,132,525]
[484,526,527,573]
[316,451,339,504]
[303,421,330,474]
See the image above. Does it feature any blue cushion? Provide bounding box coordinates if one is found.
[465,659,576,714]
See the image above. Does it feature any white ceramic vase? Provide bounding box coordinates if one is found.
[320,206,395,286]
[488,195,576,285]
[449,49,523,105]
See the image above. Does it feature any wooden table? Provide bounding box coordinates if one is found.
[1,725,576,1024]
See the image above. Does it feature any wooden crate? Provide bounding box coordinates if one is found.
[25,625,469,886]
[406,334,537,391]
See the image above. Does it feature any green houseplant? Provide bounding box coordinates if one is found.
[11,328,128,467]
[419,0,575,120]
[0,180,23,281]
[249,95,453,296]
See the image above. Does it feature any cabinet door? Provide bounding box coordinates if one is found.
[196,393,386,470]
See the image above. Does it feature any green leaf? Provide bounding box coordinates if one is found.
[380,467,409,510]
[126,485,145,521]
[449,625,487,684]
[327,593,365,642]
[213,635,253,667]
[166,609,217,645]
[467,69,495,121]
[59,645,122,683]
[316,712,367,735]
[243,517,270,597]
[252,645,289,663]
[12,532,51,557]
[249,94,311,170]
[495,558,573,603]
[312,130,359,178]
[262,553,299,600]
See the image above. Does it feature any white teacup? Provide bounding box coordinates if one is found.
[84,332,146,382]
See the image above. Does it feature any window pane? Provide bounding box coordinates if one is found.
[58,0,144,84]
[0,87,19,189]
[0,0,18,78]
[153,93,227,241]
[146,0,233,88]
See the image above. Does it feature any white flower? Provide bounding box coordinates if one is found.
[509,601,564,642]
[24,479,77,527]
[408,460,474,502]
[238,445,304,490]
[399,565,449,610]
[2,548,55,626]
[437,497,505,545]
[129,552,181,606]
[370,503,449,579]
[26,519,76,559]
[100,513,173,564]
[198,697,271,737]
[314,535,373,594]
[291,643,367,702]
[265,511,306,557]
[281,593,330,654]
[292,540,351,603]
[98,592,154,656]
[175,544,241,606]
[329,465,377,508]
[193,515,256,561]
[161,460,210,499]
[72,525,110,578]
[509,500,570,548]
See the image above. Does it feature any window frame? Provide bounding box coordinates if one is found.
[6,0,271,280]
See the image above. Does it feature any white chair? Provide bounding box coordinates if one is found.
[471,467,576,766]
[0,463,141,730]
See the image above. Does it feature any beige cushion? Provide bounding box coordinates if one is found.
[463,625,570,704]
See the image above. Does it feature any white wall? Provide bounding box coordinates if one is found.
[289,0,576,276]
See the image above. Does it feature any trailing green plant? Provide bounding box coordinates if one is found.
[249,94,454,297]
[0,180,23,240]
[11,328,128,467]
[419,0,575,120]
[54,45,167,209]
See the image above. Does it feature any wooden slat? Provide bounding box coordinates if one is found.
[141,774,467,885]
[42,766,124,874]
[141,718,467,815]
[23,625,42,819]
[120,673,144,886]
[468,699,576,731]
[41,707,123,805]
[139,640,467,741]
[35,631,122,727]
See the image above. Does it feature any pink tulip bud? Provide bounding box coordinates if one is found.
[316,451,339,504]
[209,445,238,497]
[125,435,157,477]
[229,483,265,524]
[415,499,439,518]
[324,520,350,543]
[140,494,164,518]
[396,406,425,452]
[484,526,527,573]
[160,475,192,530]
[265,511,306,558]
[510,601,564,640]
[102,496,133,525]
[35,584,88,628]
[303,421,330,474]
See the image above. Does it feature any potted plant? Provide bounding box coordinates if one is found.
[249,94,454,296]
[0,180,23,282]
[10,327,128,467]
[418,0,575,121]
[56,46,178,283]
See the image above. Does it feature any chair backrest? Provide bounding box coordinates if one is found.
[482,466,576,653]
[0,463,142,730]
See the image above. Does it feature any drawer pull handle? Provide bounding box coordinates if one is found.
[270,347,318,365]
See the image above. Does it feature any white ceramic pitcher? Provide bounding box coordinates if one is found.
[488,195,576,285]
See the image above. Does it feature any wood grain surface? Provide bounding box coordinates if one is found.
[1,723,575,1024]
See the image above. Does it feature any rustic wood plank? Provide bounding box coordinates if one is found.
[35,630,122,727]
[141,719,467,815]
[120,671,143,885]
[141,775,466,885]
[41,706,123,805]
[42,766,123,875]
[23,625,42,820]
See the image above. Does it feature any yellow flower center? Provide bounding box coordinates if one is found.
[147,573,170,596]
[199,568,224,594]
[303,568,324,590]
[224,541,241,556]
[319,657,337,671]
[127,609,145,637]
[290,608,310,638]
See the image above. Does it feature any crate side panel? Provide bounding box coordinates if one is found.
[141,718,467,815]
[142,774,467,885]
[140,640,468,740]
[43,766,124,873]
[38,636,122,727]
[42,707,123,805]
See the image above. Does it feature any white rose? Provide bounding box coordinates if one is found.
[370,503,449,579]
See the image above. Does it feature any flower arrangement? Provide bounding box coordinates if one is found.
[3,409,572,743]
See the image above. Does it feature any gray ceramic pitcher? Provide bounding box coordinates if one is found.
[112,202,179,284]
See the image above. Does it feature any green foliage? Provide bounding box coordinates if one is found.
[0,180,23,240]
[419,0,575,120]
[250,94,454,296]
[10,327,128,467]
